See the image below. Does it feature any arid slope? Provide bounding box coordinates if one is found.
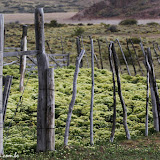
[72,0,160,20]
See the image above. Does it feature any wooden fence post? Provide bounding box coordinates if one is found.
[90,37,94,145]
[64,49,85,146]
[140,43,159,131]
[97,39,103,69]
[112,43,131,140]
[47,68,55,151]
[116,39,131,75]
[126,39,137,75]
[129,39,143,76]
[3,75,12,122]
[0,14,4,155]
[19,25,27,92]
[108,42,116,142]
[147,48,160,131]
[76,37,83,68]
[35,8,49,152]
[145,54,149,136]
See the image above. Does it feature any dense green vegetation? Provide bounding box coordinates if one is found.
[3,64,159,155]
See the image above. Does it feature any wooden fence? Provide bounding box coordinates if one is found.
[2,7,160,155]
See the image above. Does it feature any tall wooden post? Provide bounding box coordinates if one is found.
[46,68,55,151]
[35,8,49,152]
[19,25,27,92]
[90,37,94,145]
[0,14,4,155]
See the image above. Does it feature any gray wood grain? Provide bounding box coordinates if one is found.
[64,49,85,146]
[46,68,55,151]
[0,14,4,155]
[35,8,49,152]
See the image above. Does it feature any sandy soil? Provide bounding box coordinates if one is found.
[4,12,77,24]
[3,12,160,25]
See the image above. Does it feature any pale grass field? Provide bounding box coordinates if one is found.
[3,12,160,25]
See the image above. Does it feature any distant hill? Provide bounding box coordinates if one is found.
[0,0,102,13]
[72,0,160,20]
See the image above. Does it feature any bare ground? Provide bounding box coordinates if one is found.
[3,12,160,25]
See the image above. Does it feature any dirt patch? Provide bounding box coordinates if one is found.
[4,12,77,24]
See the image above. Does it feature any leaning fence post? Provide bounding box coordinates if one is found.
[64,49,85,146]
[3,76,12,122]
[147,48,160,131]
[116,39,131,75]
[35,8,49,152]
[112,43,131,140]
[0,14,4,155]
[46,68,55,151]
[141,43,159,131]
[19,25,27,92]
[126,39,137,75]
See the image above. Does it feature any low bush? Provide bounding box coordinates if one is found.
[119,19,138,25]
[49,20,65,27]
[108,25,118,32]
[72,27,85,36]
[147,22,159,26]
[131,37,141,44]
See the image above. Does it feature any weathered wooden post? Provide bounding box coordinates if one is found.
[126,39,136,75]
[3,75,13,122]
[76,37,83,68]
[140,43,159,131]
[112,43,130,140]
[19,25,27,92]
[108,42,116,142]
[0,14,4,155]
[129,39,143,76]
[147,48,160,131]
[116,39,131,75]
[90,37,94,145]
[97,39,103,69]
[47,68,55,151]
[35,8,49,152]
[64,49,85,146]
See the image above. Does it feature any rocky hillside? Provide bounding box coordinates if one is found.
[72,0,160,19]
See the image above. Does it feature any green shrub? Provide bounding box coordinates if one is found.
[72,27,85,36]
[131,37,141,44]
[119,19,138,25]
[49,20,65,27]
[108,25,118,32]
[147,22,159,26]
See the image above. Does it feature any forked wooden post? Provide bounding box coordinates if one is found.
[35,8,49,152]
[19,25,27,92]
[0,14,4,155]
